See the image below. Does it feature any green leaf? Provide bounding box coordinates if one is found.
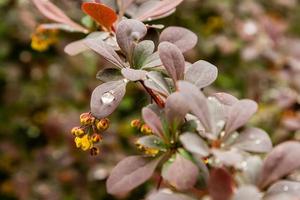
[133,40,155,69]
[96,68,123,82]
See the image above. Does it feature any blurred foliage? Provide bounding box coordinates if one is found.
[0,0,300,199]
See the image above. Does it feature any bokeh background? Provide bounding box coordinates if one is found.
[1,0,300,199]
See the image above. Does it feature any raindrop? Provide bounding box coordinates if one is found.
[255,140,261,144]
[101,92,115,104]
[147,17,152,21]
[249,134,255,139]
[283,185,289,192]
[240,161,248,170]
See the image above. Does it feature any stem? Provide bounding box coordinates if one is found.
[156,175,163,190]
[139,81,165,108]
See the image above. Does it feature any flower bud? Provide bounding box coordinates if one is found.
[130,119,142,129]
[90,147,100,156]
[71,127,85,137]
[80,112,95,125]
[91,133,102,143]
[96,118,110,131]
[140,124,152,135]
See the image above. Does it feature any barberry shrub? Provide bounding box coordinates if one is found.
[32,0,300,199]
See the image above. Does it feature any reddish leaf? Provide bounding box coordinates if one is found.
[106,156,161,195]
[142,107,164,137]
[136,0,183,21]
[116,19,147,59]
[82,2,117,30]
[32,0,87,33]
[90,80,127,118]
[224,99,258,137]
[208,168,234,200]
[159,26,198,53]
[162,154,199,190]
[158,42,185,83]
[165,92,189,128]
[257,141,300,189]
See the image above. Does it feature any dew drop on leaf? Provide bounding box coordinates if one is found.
[101,91,115,104]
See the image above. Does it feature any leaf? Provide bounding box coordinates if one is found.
[233,127,272,153]
[158,42,185,83]
[147,190,196,200]
[212,149,243,168]
[241,156,263,185]
[165,92,189,128]
[207,96,226,138]
[84,38,125,68]
[162,153,199,190]
[142,52,163,69]
[179,132,210,157]
[142,107,164,137]
[177,81,212,133]
[185,60,218,89]
[90,80,127,118]
[37,23,85,33]
[208,168,234,200]
[121,68,147,81]
[32,0,88,33]
[96,68,123,82]
[224,99,258,137]
[257,141,300,189]
[266,180,300,197]
[264,193,299,200]
[144,71,171,96]
[81,2,117,30]
[106,155,161,195]
[133,40,155,69]
[232,185,262,200]
[211,92,238,106]
[159,26,198,53]
[136,0,183,22]
[116,19,147,59]
[136,135,165,151]
[64,32,109,56]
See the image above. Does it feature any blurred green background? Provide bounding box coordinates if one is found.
[0,0,300,199]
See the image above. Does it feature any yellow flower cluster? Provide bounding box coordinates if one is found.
[130,119,153,135]
[31,28,57,52]
[70,112,109,156]
[135,141,159,157]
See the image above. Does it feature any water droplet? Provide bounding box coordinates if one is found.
[147,17,152,21]
[283,185,289,192]
[255,140,261,144]
[240,161,248,170]
[249,134,255,139]
[101,92,115,104]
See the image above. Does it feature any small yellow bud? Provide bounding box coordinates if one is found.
[71,127,85,137]
[80,112,95,125]
[96,118,110,131]
[140,124,152,135]
[74,137,82,148]
[130,119,142,128]
[91,133,102,143]
[90,147,100,156]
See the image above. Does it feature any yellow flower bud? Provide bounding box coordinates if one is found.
[74,137,82,148]
[130,119,142,128]
[140,124,152,135]
[90,147,100,156]
[71,127,85,137]
[91,133,102,143]
[96,118,110,131]
[80,112,95,126]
